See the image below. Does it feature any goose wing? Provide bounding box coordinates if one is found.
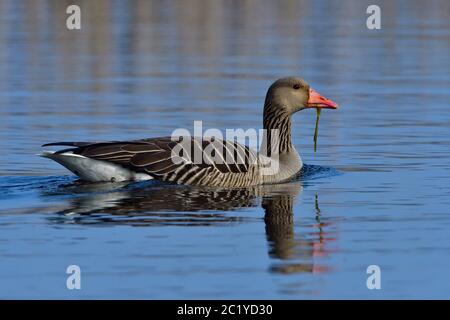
[43,136,257,183]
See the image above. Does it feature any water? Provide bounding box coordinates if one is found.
[1,0,450,299]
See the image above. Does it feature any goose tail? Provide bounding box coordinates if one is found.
[38,151,152,182]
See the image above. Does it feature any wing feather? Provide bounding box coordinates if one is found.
[42,136,256,183]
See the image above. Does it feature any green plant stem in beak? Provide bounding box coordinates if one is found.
[314,108,321,153]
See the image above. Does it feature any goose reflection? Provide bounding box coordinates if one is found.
[44,178,333,274]
[264,193,331,274]
[46,182,260,226]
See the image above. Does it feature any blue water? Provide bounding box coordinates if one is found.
[1,0,450,299]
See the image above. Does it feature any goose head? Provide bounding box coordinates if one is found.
[264,77,339,114]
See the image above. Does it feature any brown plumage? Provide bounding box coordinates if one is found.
[40,77,338,187]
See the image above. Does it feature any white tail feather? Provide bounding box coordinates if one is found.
[39,151,152,182]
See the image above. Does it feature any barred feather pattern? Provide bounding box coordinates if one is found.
[42,102,301,187]
[262,102,293,156]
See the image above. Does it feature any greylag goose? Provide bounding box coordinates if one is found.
[40,77,338,187]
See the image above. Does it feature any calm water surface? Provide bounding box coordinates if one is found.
[1,0,450,299]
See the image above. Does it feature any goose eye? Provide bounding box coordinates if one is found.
[293,84,301,90]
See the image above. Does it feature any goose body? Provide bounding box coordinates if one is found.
[40,77,338,187]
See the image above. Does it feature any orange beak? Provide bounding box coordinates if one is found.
[307,88,339,109]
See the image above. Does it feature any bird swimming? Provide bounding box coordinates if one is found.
[40,77,338,187]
